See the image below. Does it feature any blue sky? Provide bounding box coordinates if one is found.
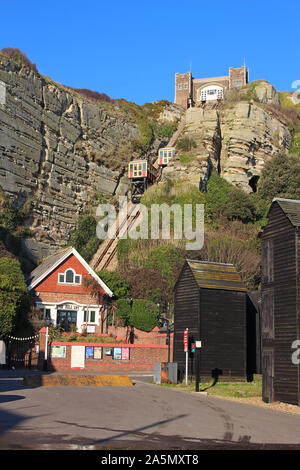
[1,0,299,105]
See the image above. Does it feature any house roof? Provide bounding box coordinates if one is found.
[186,260,247,292]
[27,247,113,297]
[27,247,72,287]
[272,198,300,227]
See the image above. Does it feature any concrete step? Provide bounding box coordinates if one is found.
[23,374,133,387]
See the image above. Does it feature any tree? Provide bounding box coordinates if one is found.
[82,274,102,333]
[129,299,160,332]
[225,188,259,223]
[96,270,130,300]
[187,225,261,290]
[0,257,30,338]
[69,214,100,262]
[115,299,131,326]
[257,152,300,203]
[205,173,233,222]
[118,243,185,305]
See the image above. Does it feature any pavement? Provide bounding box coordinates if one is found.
[0,367,154,379]
[0,368,300,450]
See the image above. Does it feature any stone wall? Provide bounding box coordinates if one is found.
[38,330,170,372]
[107,325,174,347]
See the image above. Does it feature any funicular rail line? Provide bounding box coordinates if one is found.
[92,203,139,271]
[100,209,141,271]
[92,113,186,271]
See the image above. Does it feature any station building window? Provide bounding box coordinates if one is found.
[58,268,82,285]
[199,85,224,102]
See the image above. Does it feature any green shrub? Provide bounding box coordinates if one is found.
[205,173,233,221]
[129,299,159,332]
[156,122,176,138]
[143,244,185,284]
[96,270,130,299]
[69,214,100,261]
[116,298,131,326]
[117,99,154,152]
[80,236,100,262]
[140,100,171,120]
[178,153,196,164]
[0,199,33,233]
[257,152,300,203]
[176,136,197,152]
[290,123,300,154]
[117,238,131,261]
[0,257,30,338]
[225,188,260,224]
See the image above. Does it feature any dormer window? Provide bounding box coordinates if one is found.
[58,268,82,285]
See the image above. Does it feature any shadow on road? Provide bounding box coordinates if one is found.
[56,413,189,446]
[0,395,25,404]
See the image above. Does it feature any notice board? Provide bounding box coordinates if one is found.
[71,345,85,369]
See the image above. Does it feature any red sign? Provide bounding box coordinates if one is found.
[183,328,188,352]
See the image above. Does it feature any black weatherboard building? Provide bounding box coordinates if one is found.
[261,198,300,405]
[173,260,257,382]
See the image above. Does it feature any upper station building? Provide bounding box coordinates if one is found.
[174,65,248,109]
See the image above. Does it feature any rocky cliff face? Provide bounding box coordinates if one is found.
[0,53,296,262]
[0,53,170,261]
[162,81,292,193]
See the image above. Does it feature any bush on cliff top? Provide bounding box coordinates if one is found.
[0,48,38,73]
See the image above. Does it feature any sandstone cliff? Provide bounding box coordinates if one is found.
[0,51,298,264]
[162,81,294,193]
[0,52,172,261]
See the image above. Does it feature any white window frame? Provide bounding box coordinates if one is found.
[58,268,82,285]
[233,80,242,88]
[83,309,97,324]
[199,85,224,102]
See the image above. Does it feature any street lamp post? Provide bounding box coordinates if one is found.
[103,295,111,335]
[161,317,171,363]
[159,302,171,364]
[43,317,51,372]
[126,296,134,343]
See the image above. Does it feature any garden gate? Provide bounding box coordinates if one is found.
[6,334,39,369]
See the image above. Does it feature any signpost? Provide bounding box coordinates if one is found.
[195,340,202,392]
[183,328,188,385]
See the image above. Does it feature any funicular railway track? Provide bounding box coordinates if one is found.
[90,112,186,272]
[90,202,141,272]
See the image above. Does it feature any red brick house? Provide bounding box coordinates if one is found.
[27,247,113,333]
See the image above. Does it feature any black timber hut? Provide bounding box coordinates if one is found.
[173,260,257,382]
[261,198,300,405]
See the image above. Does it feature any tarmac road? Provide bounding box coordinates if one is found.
[0,371,300,450]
